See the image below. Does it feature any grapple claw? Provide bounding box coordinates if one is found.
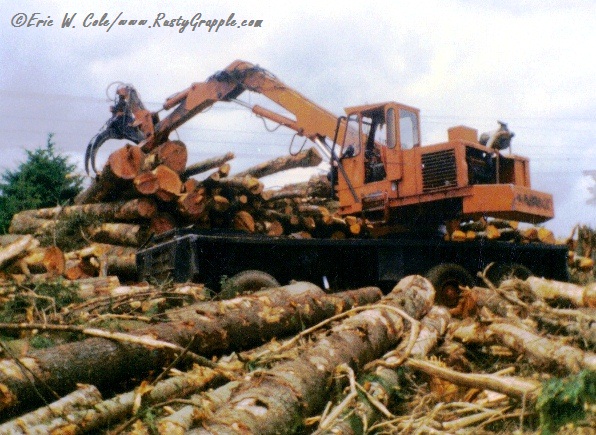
[85,119,146,175]
[85,128,115,175]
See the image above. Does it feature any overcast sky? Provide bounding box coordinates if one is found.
[1,0,595,237]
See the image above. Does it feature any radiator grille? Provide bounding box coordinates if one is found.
[422,150,457,192]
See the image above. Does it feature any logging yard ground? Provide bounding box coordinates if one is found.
[0,144,595,434]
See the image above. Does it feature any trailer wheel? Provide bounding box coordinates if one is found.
[426,263,475,308]
[483,262,533,287]
[219,270,280,299]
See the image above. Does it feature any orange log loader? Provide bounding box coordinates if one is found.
[86,60,567,300]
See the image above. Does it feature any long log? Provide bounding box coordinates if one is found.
[321,305,451,435]
[0,283,381,417]
[264,174,333,202]
[0,384,103,434]
[188,276,435,434]
[0,235,32,246]
[405,358,542,401]
[74,144,144,205]
[232,148,322,179]
[88,223,149,247]
[66,245,136,281]
[10,367,224,434]
[70,276,122,299]
[204,174,264,196]
[525,276,596,308]
[9,198,157,224]
[181,152,235,180]
[488,320,596,374]
[0,235,39,269]
[4,246,46,275]
[8,216,55,236]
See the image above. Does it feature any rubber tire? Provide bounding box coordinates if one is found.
[484,262,533,287]
[219,270,280,299]
[425,263,475,308]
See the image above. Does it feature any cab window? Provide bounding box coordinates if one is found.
[399,109,419,149]
[387,108,397,149]
[343,114,361,156]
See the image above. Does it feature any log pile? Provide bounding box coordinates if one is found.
[565,224,596,284]
[68,142,331,238]
[445,217,557,245]
[2,142,377,283]
[0,274,593,433]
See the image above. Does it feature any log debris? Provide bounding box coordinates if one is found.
[0,283,381,417]
[189,276,434,434]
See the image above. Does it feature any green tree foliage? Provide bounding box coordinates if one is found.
[0,134,84,233]
[537,370,596,434]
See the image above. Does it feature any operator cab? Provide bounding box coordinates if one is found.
[340,102,420,185]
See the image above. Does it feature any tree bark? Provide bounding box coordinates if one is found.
[321,305,451,435]
[88,223,149,247]
[263,174,333,202]
[487,320,596,374]
[66,244,137,280]
[0,384,102,433]
[205,175,264,197]
[8,216,55,236]
[71,276,122,299]
[525,276,596,308]
[10,198,157,224]
[0,235,39,269]
[188,276,434,435]
[405,358,541,401]
[0,283,381,417]
[232,148,322,180]
[181,152,235,180]
[19,367,224,434]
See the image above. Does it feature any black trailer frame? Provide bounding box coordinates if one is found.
[136,229,569,292]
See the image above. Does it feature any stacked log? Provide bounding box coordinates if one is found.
[2,143,325,281]
[65,143,338,240]
[445,217,557,245]
[5,142,367,283]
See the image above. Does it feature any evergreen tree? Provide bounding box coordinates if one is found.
[0,134,84,233]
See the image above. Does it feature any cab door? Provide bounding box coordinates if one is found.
[382,106,402,181]
[383,104,420,182]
